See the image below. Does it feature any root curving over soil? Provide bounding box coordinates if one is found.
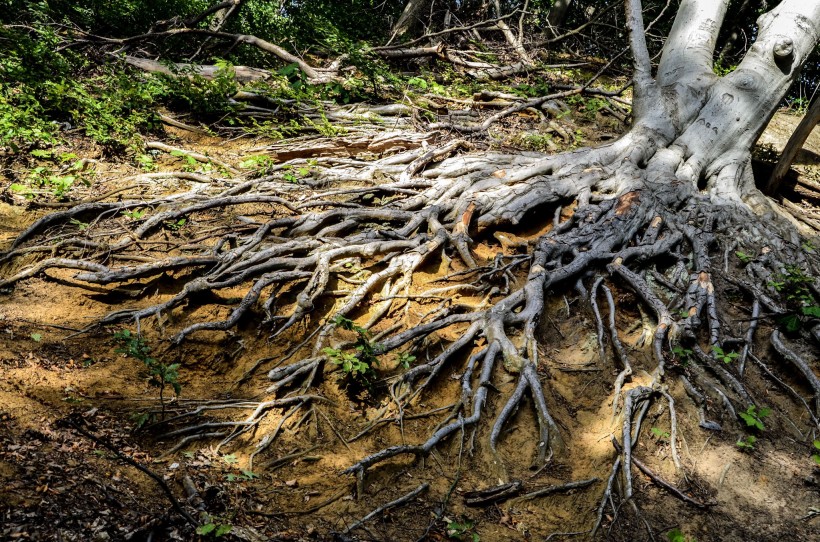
[3,117,820,539]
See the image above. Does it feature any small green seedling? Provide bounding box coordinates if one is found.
[811,440,820,466]
[711,345,738,364]
[121,208,146,220]
[651,427,670,440]
[169,149,201,170]
[70,218,89,230]
[239,155,274,176]
[114,330,181,419]
[323,315,380,384]
[739,405,770,431]
[447,519,479,542]
[136,154,157,171]
[30,333,42,342]
[397,351,416,369]
[164,217,187,231]
[671,346,693,365]
[737,435,757,450]
[225,469,258,482]
[667,527,696,542]
[735,251,753,263]
[196,515,232,538]
[221,453,239,465]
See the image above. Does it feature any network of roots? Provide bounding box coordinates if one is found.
[2,129,819,533]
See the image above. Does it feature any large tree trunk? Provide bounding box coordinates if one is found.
[546,0,573,37]
[390,0,432,41]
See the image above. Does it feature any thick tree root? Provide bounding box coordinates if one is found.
[3,124,820,536]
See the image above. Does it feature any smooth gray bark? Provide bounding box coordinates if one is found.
[627,0,820,204]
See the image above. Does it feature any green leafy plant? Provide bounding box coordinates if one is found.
[811,440,820,466]
[164,218,188,232]
[667,527,696,542]
[121,208,146,220]
[768,266,820,332]
[711,345,739,364]
[735,250,753,263]
[651,427,670,440]
[136,153,157,171]
[736,435,757,450]
[15,153,94,199]
[196,515,232,538]
[738,405,771,431]
[114,330,181,419]
[671,345,693,365]
[397,351,416,370]
[304,111,346,137]
[70,218,90,230]
[243,118,286,141]
[30,333,42,342]
[322,315,380,384]
[170,149,203,171]
[447,519,479,542]
[225,470,258,482]
[407,76,429,91]
[239,155,275,176]
[221,453,239,465]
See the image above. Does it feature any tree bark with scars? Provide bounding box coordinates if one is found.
[4,0,820,534]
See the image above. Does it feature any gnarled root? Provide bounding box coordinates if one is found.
[3,128,820,535]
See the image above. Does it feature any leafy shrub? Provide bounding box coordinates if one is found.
[323,315,379,384]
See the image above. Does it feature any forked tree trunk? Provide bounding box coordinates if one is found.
[638,0,820,205]
[444,0,820,233]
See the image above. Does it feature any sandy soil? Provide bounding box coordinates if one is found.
[1,111,819,542]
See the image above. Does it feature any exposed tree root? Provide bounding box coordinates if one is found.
[3,119,820,535]
[340,482,429,536]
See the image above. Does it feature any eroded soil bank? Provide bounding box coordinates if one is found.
[2,111,820,542]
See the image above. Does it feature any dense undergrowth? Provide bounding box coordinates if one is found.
[0,1,416,154]
[3,0,812,161]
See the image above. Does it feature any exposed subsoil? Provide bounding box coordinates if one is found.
[1,109,819,542]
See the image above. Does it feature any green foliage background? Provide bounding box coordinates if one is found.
[0,0,816,153]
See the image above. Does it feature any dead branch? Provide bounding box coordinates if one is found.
[91,28,323,81]
[342,482,429,534]
[125,55,272,83]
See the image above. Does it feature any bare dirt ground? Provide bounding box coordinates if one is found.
[1,108,820,542]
